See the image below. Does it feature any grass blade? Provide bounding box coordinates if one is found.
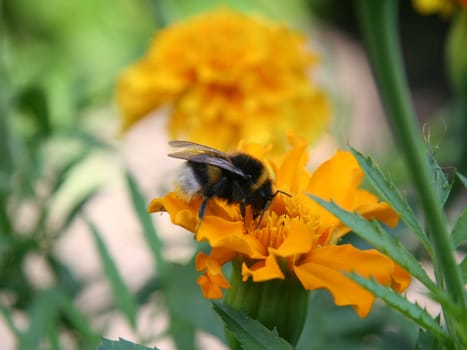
[451,208,467,247]
[125,170,166,279]
[18,290,59,350]
[457,173,467,187]
[85,217,137,328]
[57,187,100,235]
[58,291,100,344]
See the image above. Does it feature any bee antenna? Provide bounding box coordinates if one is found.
[274,189,291,198]
[254,189,291,229]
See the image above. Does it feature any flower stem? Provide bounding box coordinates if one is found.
[355,0,466,320]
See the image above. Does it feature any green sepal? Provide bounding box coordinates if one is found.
[224,260,308,348]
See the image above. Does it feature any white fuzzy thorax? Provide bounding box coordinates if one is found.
[175,166,201,198]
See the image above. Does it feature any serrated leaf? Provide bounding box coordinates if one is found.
[213,302,295,350]
[125,171,166,279]
[428,153,452,207]
[351,148,432,254]
[457,173,467,187]
[98,338,159,350]
[451,207,467,247]
[85,218,137,328]
[310,196,437,292]
[347,273,449,344]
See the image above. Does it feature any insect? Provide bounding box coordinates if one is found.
[168,140,290,230]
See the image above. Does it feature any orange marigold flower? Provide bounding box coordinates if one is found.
[117,9,330,152]
[148,137,411,318]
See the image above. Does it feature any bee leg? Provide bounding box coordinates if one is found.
[255,200,271,229]
[194,177,227,238]
[194,197,209,238]
[239,201,247,230]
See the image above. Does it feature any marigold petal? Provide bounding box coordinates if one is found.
[294,244,402,317]
[275,136,309,193]
[357,202,399,228]
[308,151,363,205]
[269,221,314,258]
[197,216,266,259]
[242,255,285,282]
[196,274,230,299]
[306,151,399,235]
[391,263,412,293]
[147,198,165,213]
[195,252,231,299]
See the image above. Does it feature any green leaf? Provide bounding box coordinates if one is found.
[98,338,160,350]
[57,187,100,235]
[350,149,432,255]
[85,217,137,328]
[213,302,295,350]
[457,173,467,187]
[18,289,59,350]
[460,256,467,284]
[347,273,449,345]
[0,303,21,338]
[50,148,92,195]
[451,207,467,247]
[17,85,51,139]
[428,153,453,207]
[125,170,166,279]
[310,196,437,292]
[415,326,444,350]
[58,292,100,344]
[164,261,225,345]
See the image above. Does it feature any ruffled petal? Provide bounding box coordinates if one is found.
[275,135,310,194]
[294,244,403,317]
[269,221,314,258]
[242,255,285,282]
[307,151,363,206]
[197,216,266,259]
[195,252,231,299]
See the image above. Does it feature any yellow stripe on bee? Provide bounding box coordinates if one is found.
[250,167,270,191]
[207,165,222,184]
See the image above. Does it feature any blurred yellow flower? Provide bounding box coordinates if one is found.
[117,9,330,152]
[412,0,467,16]
[148,137,411,317]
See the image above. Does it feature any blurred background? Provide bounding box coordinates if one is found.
[1,0,465,349]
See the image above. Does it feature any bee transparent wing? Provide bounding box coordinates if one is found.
[168,140,228,157]
[168,141,247,177]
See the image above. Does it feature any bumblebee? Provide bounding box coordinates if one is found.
[168,140,289,228]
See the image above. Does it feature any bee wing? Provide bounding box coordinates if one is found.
[168,140,228,157]
[168,141,247,177]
